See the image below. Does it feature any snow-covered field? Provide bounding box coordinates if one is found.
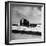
[12,25,41,32]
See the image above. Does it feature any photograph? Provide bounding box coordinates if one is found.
[5,1,45,45]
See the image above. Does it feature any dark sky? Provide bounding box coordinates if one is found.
[11,5,42,24]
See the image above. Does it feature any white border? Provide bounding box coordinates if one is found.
[9,2,10,42]
[41,5,44,41]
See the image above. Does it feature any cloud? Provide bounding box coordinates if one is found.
[11,6,41,24]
